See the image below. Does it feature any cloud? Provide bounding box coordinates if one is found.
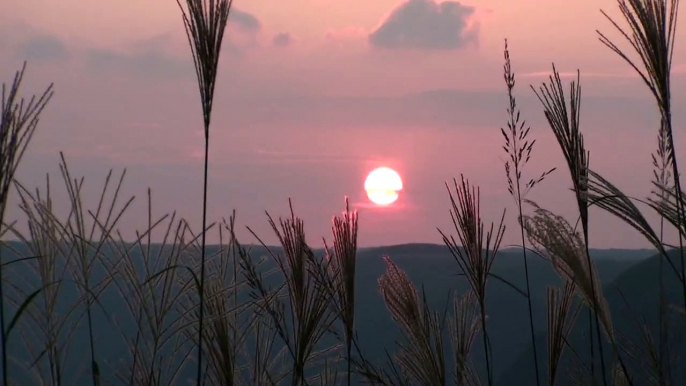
[369,0,477,50]
[82,23,256,78]
[519,70,638,79]
[326,27,367,42]
[272,32,292,48]
[229,9,261,33]
[18,35,70,62]
[85,48,191,78]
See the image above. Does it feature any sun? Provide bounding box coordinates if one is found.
[365,167,403,206]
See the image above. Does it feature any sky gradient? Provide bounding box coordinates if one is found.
[3,0,686,248]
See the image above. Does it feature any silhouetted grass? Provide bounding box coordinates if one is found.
[500,39,554,386]
[0,62,53,386]
[174,1,233,384]
[439,175,506,386]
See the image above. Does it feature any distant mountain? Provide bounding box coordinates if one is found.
[501,249,686,386]
[1,242,656,385]
[351,244,651,384]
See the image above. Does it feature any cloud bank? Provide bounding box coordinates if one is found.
[18,35,70,62]
[369,0,477,50]
[272,32,292,47]
[229,8,261,33]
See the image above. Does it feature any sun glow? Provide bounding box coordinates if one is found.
[365,167,403,206]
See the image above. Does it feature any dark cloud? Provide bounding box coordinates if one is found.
[85,48,191,78]
[18,35,70,62]
[229,9,261,33]
[217,88,666,136]
[369,0,477,50]
[272,32,292,48]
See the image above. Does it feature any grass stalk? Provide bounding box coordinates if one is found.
[598,0,686,318]
[378,256,447,386]
[439,175,506,386]
[547,281,580,386]
[58,153,134,386]
[450,291,481,385]
[0,62,53,386]
[500,39,554,386]
[324,198,358,386]
[245,201,338,386]
[9,176,72,386]
[198,124,210,385]
[652,118,672,384]
[174,1,232,384]
[532,68,609,385]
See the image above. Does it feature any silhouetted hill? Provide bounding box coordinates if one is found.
[1,242,655,385]
[351,244,651,382]
[501,249,686,386]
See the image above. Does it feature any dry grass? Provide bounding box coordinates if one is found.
[104,192,196,386]
[438,175,506,386]
[449,291,481,386]
[531,67,613,385]
[7,177,73,386]
[500,39,554,386]
[322,198,359,386]
[243,201,339,386]
[0,62,53,386]
[546,281,579,386]
[174,0,233,383]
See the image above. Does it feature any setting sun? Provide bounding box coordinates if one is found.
[364,167,403,206]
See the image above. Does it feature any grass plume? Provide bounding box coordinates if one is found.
[450,291,481,386]
[598,0,686,319]
[532,67,611,385]
[378,256,446,386]
[500,39,554,386]
[245,201,338,385]
[438,175,506,386]
[0,62,53,386]
[547,281,580,386]
[175,0,233,383]
[324,198,359,386]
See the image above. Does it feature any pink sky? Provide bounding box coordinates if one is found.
[2,0,686,248]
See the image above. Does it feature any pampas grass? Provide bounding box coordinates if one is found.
[438,175,506,386]
[0,62,53,386]
[174,0,233,383]
[546,281,579,386]
[500,39,554,386]
[323,198,359,386]
[531,67,611,385]
[378,256,447,386]
[6,177,72,386]
[104,192,194,386]
[598,3,686,381]
[449,291,481,386]
[244,202,339,386]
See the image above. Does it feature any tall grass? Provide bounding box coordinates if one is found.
[439,176,506,386]
[104,191,194,386]
[174,1,233,384]
[597,8,686,381]
[243,201,339,385]
[0,62,53,386]
[531,68,611,385]
[378,256,447,386]
[651,118,672,384]
[500,39,554,386]
[323,198,359,386]
[546,281,578,386]
[9,176,70,386]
